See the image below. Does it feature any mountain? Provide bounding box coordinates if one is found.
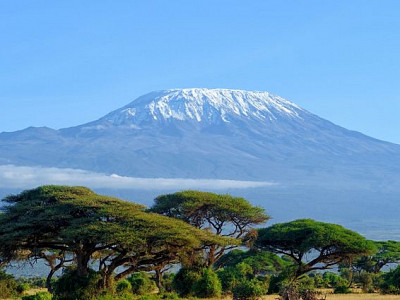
[2,88,400,240]
[1,88,400,189]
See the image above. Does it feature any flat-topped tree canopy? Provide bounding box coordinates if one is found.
[255,219,376,278]
[350,240,400,273]
[150,190,269,266]
[0,185,234,286]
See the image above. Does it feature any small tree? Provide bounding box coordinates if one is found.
[150,190,269,266]
[255,219,375,279]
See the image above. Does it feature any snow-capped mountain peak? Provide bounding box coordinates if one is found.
[98,88,307,127]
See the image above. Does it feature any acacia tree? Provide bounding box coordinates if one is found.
[345,240,400,274]
[0,186,232,289]
[150,190,269,266]
[255,219,376,279]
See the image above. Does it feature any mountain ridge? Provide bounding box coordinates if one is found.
[0,88,399,186]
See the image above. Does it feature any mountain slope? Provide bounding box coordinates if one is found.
[1,88,399,188]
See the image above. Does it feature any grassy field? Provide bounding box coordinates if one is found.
[261,294,400,300]
[12,294,394,300]
[4,291,400,300]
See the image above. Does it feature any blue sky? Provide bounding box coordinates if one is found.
[1,1,399,143]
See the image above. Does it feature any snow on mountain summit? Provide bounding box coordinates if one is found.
[98,88,307,127]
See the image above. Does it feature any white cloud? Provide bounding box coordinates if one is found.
[0,165,277,190]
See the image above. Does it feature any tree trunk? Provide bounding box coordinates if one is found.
[207,245,216,267]
[100,271,114,290]
[155,269,164,292]
[76,251,90,276]
[46,269,56,292]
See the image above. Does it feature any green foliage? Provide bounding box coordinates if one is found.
[53,267,103,300]
[359,271,374,293]
[0,268,18,298]
[215,249,288,275]
[161,273,175,292]
[232,279,265,300]
[0,185,230,289]
[128,272,156,295]
[267,266,294,294]
[192,268,222,298]
[322,272,343,288]
[333,283,351,294]
[26,277,47,288]
[256,219,375,278]
[217,262,253,292]
[349,240,400,274]
[380,265,400,294]
[116,279,132,294]
[172,268,202,297]
[297,275,315,293]
[22,291,53,300]
[150,190,267,265]
[17,282,31,293]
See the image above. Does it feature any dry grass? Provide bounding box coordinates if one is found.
[261,294,400,300]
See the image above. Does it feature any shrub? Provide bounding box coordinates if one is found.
[217,263,253,292]
[380,265,400,294]
[333,283,351,294]
[192,268,222,298]
[232,279,265,300]
[53,267,103,300]
[172,268,201,297]
[128,272,156,295]
[298,275,315,292]
[359,272,374,293]
[322,272,343,288]
[116,279,132,294]
[22,291,53,300]
[0,269,18,298]
[161,273,175,292]
[17,282,31,293]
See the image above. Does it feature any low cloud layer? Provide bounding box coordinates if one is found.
[0,165,277,190]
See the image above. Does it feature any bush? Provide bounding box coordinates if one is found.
[53,267,103,300]
[298,275,315,293]
[333,283,351,294]
[192,268,222,298]
[128,272,156,295]
[161,273,175,292]
[380,265,400,294]
[116,279,132,294]
[22,291,53,300]
[232,279,265,300]
[17,282,31,293]
[322,272,343,288]
[217,263,253,292]
[359,272,374,293]
[0,269,18,298]
[25,277,47,288]
[172,268,201,297]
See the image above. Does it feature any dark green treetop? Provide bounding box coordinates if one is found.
[255,219,376,278]
[214,249,288,275]
[150,190,269,265]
